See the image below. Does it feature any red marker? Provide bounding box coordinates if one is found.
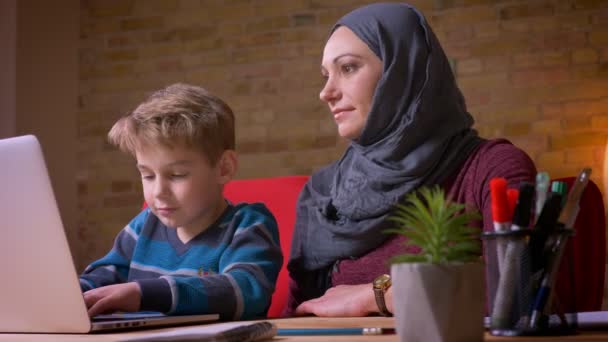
[490,178,510,274]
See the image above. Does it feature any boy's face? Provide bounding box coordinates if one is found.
[135,142,227,233]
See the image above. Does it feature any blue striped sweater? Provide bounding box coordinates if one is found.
[80,202,282,320]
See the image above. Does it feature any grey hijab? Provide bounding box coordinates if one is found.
[287,3,483,300]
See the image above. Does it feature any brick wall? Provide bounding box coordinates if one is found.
[77,0,608,276]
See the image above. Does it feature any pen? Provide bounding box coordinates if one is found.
[557,168,591,228]
[534,172,550,223]
[277,327,396,336]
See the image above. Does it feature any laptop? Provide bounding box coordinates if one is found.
[0,135,219,333]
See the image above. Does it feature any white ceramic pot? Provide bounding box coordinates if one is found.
[390,262,484,342]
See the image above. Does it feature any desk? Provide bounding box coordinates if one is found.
[1,316,607,341]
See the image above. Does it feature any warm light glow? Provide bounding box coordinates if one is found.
[603,137,608,202]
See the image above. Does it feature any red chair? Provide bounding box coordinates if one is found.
[142,175,309,317]
[224,175,309,318]
[554,177,606,312]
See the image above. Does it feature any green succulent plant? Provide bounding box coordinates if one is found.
[386,186,482,264]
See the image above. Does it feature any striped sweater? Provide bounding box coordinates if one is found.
[80,202,282,320]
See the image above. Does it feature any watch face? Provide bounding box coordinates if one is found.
[374,274,391,288]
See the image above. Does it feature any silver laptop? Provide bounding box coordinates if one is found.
[0,135,219,333]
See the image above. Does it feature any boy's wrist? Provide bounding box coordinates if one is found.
[136,278,172,313]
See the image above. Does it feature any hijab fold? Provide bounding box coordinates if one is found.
[288,3,483,301]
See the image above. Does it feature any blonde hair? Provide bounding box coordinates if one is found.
[108,83,235,165]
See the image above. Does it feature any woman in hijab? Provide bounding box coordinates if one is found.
[285,3,536,317]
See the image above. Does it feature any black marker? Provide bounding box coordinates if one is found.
[528,193,563,274]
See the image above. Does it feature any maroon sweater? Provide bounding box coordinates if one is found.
[284,139,537,316]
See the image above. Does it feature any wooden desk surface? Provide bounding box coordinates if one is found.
[1,316,607,341]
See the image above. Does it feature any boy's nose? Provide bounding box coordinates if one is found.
[153,179,168,197]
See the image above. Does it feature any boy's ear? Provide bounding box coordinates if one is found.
[217,150,237,185]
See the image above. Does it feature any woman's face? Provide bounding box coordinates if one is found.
[320,26,383,140]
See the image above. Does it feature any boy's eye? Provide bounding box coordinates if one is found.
[171,174,187,179]
[141,175,154,180]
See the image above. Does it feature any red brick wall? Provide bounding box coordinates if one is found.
[77,0,608,272]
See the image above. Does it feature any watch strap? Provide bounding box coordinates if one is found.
[374,285,392,316]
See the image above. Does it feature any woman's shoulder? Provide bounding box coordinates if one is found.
[475,138,530,157]
[472,138,535,169]
[466,138,537,187]
[445,138,537,216]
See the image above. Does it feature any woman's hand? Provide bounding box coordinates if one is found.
[83,282,141,317]
[294,283,380,317]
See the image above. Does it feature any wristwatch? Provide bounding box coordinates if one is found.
[372,274,392,316]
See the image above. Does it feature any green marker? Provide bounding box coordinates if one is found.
[550,181,568,208]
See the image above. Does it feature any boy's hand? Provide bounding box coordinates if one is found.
[294,283,378,317]
[83,282,141,317]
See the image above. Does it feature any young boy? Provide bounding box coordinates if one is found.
[79,83,282,320]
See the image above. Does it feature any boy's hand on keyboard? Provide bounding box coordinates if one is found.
[83,282,141,317]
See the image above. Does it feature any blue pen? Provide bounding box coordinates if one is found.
[277,327,396,336]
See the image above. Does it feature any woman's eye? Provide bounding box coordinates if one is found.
[342,63,357,73]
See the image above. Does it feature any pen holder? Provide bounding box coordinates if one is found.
[482,228,577,336]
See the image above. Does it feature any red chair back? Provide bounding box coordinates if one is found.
[224,176,309,318]
[554,177,605,312]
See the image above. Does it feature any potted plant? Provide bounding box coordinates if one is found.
[386,186,484,342]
